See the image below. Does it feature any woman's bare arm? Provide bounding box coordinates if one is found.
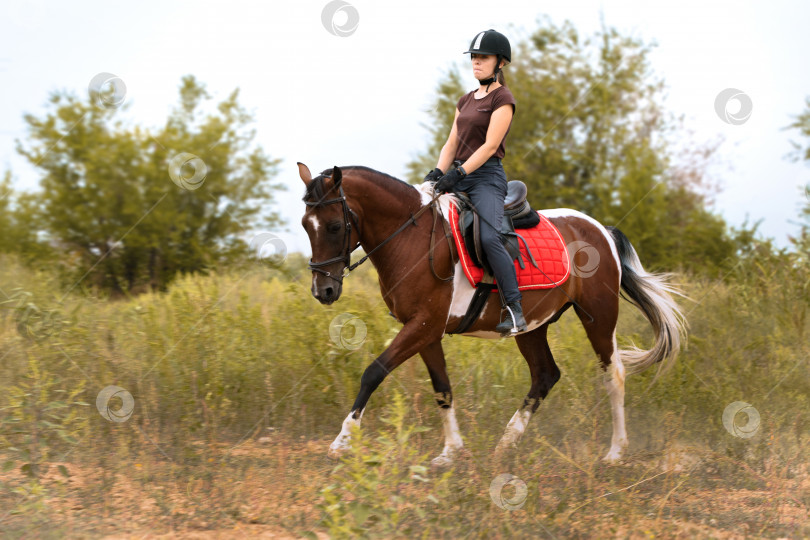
[436,108,461,173]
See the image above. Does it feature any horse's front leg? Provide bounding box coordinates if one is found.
[328,319,437,459]
[419,340,464,468]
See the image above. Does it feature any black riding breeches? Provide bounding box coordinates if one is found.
[453,158,522,305]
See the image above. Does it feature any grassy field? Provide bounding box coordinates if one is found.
[0,252,808,538]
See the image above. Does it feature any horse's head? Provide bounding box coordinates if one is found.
[299,162,359,305]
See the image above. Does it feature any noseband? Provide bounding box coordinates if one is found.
[304,184,361,283]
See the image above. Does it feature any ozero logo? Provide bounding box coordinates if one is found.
[96,385,135,423]
[714,88,753,125]
[566,240,600,278]
[329,312,367,350]
[489,473,528,511]
[168,152,207,190]
[321,1,359,37]
[722,401,760,439]
[88,72,127,109]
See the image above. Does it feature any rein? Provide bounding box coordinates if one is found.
[306,182,447,283]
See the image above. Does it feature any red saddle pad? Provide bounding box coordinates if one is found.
[448,204,570,290]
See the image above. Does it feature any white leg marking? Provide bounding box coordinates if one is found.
[603,334,628,463]
[328,409,364,459]
[495,407,533,452]
[431,403,464,467]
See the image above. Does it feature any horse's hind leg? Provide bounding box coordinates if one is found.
[495,323,560,453]
[420,340,464,468]
[573,299,628,462]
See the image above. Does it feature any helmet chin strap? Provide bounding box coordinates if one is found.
[476,54,502,92]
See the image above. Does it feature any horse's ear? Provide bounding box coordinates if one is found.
[297,162,312,185]
[332,166,342,187]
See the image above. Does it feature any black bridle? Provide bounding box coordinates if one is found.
[304,176,445,284]
[304,183,362,284]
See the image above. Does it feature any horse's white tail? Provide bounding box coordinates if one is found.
[607,226,688,377]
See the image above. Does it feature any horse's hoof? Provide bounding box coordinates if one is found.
[327,445,350,460]
[602,440,628,463]
[430,454,454,469]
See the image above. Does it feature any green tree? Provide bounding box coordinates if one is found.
[409,18,736,275]
[0,171,14,252]
[788,96,810,163]
[16,75,283,293]
[0,171,52,264]
[787,95,810,259]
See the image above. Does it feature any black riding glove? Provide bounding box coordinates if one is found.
[434,168,466,194]
[423,167,444,184]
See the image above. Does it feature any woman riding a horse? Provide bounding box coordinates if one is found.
[425,28,526,336]
[298,29,687,467]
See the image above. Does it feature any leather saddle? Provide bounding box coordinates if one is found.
[455,179,541,276]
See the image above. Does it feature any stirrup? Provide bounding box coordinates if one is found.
[496,303,527,336]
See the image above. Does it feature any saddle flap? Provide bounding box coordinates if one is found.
[448,203,571,291]
[454,188,537,276]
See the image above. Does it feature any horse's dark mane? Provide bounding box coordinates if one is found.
[302,166,415,206]
[303,174,328,204]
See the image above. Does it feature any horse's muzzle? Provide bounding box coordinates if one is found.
[312,282,342,305]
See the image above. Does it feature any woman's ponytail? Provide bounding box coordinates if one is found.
[496,55,507,86]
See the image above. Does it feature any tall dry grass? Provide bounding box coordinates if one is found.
[0,251,807,538]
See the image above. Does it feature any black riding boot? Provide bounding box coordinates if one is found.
[495,301,527,336]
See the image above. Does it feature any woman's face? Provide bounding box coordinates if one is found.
[471,53,503,78]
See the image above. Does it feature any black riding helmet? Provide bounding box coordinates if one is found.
[463,29,511,92]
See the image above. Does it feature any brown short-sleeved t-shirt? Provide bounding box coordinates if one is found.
[454,85,516,161]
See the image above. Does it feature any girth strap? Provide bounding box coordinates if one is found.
[448,282,496,334]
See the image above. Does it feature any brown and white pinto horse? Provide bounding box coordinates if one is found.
[298,162,687,467]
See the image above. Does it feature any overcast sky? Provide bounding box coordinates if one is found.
[2,0,809,255]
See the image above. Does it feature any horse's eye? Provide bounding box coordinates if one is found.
[327,222,343,234]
